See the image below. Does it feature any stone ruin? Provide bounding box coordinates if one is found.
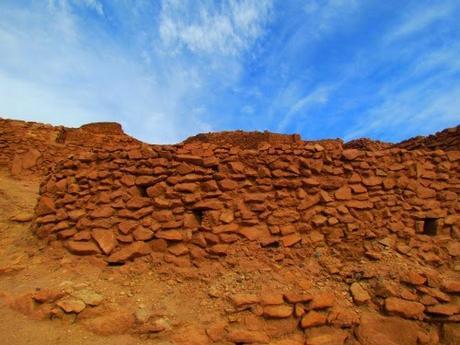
[2,117,460,343]
[33,139,459,266]
[0,118,140,176]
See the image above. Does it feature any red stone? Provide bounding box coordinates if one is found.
[126,197,151,209]
[36,196,56,216]
[92,228,116,255]
[263,304,292,318]
[90,206,114,218]
[342,149,362,160]
[65,240,101,255]
[301,311,327,328]
[384,297,425,320]
[155,230,183,241]
[107,241,151,263]
[335,185,352,200]
[218,179,239,191]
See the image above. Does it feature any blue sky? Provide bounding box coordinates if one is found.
[0,0,459,144]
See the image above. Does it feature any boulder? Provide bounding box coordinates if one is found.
[350,282,371,304]
[226,329,270,344]
[310,292,335,310]
[57,298,86,313]
[36,196,56,216]
[263,304,293,318]
[305,326,348,345]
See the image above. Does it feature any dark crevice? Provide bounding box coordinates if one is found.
[137,185,148,197]
[263,241,280,248]
[108,261,125,266]
[423,218,438,236]
[192,209,204,224]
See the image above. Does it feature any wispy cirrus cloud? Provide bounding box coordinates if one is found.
[385,2,453,43]
[75,0,104,16]
[158,0,272,56]
[276,85,332,132]
[343,1,460,142]
[344,82,460,142]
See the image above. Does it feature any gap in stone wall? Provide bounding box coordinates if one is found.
[423,218,438,236]
[192,209,204,225]
[137,185,148,197]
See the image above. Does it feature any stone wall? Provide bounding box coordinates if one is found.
[32,139,460,264]
[0,118,140,176]
[397,125,460,151]
[183,130,304,149]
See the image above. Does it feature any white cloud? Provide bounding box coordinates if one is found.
[303,0,359,35]
[1,1,457,145]
[76,0,104,16]
[386,3,453,43]
[343,76,460,142]
[412,43,460,75]
[277,85,332,132]
[328,1,460,142]
[0,1,275,144]
[158,0,272,56]
[48,0,104,16]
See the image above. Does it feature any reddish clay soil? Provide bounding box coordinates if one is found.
[0,117,459,345]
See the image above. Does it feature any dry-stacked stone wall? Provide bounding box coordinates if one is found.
[0,118,140,176]
[183,130,303,149]
[32,140,460,264]
[0,119,60,175]
[397,125,460,151]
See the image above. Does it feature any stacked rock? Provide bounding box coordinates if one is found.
[32,139,459,265]
[0,118,140,176]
